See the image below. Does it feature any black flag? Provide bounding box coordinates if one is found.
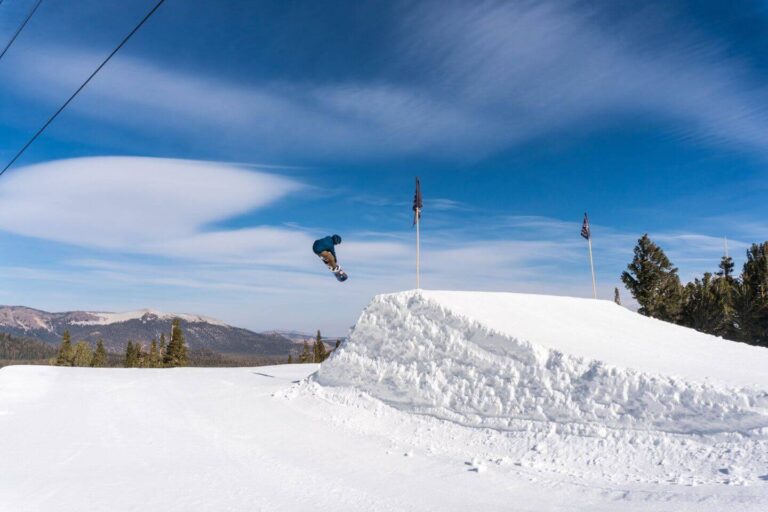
[412,177,423,226]
[580,212,591,240]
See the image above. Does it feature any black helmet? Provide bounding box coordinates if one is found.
[332,234,342,244]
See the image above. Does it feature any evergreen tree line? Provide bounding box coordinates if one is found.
[289,330,340,364]
[621,234,768,347]
[180,348,285,367]
[125,318,188,368]
[0,333,57,361]
[54,331,108,367]
[54,318,189,368]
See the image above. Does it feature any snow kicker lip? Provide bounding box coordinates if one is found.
[315,291,768,436]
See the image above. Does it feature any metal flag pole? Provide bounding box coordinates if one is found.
[416,208,421,289]
[587,235,597,299]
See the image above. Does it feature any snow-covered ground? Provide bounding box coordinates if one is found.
[2,290,768,511]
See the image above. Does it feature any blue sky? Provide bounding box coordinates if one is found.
[1,0,767,334]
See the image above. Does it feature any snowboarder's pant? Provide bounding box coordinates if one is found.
[319,251,337,269]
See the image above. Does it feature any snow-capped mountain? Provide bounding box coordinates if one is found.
[68,309,228,327]
[0,306,293,355]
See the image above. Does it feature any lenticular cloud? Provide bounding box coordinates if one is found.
[0,156,302,250]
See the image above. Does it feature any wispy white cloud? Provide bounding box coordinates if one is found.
[3,48,489,160]
[428,198,468,211]
[4,1,768,160]
[400,0,768,154]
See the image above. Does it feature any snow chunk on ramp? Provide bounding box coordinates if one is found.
[315,290,768,435]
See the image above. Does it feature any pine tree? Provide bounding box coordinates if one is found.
[148,340,161,368]
[125,341,137,368]
[613,287,621,305]
[313,330,327,363]
[680,273,725,335]
[55,330,74,366]
[159,333,167,367]
[739,242,768,346]
[299,340,311,363]
[312,339,325,362]
[712,258,737,339]
[178,330,188,366]
[732,281,759,343]
[72,341,93,367]
[717,255,735,279]
[91,339,108,367]
[163,319,188,367]
[163,326,177,367]
[287,353,293,364]
[620,234,683,322]
[137,344,148,367]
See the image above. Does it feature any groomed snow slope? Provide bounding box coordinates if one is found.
[5,364,767,511]
[316,290,768,435]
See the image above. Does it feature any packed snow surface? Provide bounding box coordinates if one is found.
[2,290,768,511]
[423,290,767,387]
[2,364,767,512]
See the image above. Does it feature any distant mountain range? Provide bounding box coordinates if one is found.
[0,306,295,356]
[262,330,346,349]
[263,329,315,343]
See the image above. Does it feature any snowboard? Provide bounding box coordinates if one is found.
[319,254,348,282]
[332,268,349,282]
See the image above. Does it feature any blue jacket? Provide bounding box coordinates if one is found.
[313,235,339,256]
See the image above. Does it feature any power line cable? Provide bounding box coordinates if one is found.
[0,0,43,62]
[0,0,167,177]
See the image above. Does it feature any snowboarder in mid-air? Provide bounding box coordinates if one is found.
[312,234,348,282]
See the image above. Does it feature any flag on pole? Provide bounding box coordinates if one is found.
[413,177,423,289]
[581,212,597,299]
[580,212,591,240]
[412,177,423,226]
